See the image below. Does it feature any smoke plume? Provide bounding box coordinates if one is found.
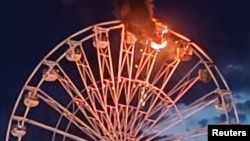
[113,0,156,39]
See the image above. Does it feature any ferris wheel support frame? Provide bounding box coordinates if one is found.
[6,20,240,141]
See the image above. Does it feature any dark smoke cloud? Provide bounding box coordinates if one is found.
[113,0,156,39]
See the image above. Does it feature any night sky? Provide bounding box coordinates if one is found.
[1,0,250,140]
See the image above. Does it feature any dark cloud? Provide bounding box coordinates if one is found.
[230,103,248,123]
[236,100,250,114]
[234,91,250,101]
[238,113,247,122]
[211,100,250,123]
[222,64,250,92]
[198,119,208,127]
[213,114,224,123]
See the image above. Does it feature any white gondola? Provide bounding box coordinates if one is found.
[215,102,232,112]
[175,40,193,61]
[93,37,109,48]
[215,94,232,112]
[11,125,26,137]
[66,48,82,62]
[198,69,211,83]
[24,91,39,107]
[93,27,109,48]
[42,68,59,82]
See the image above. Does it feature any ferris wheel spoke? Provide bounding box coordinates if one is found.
[144,60,180,118]
[37,89,102,139]
[67,40,107,108]
[128,89,164,137]
[56,64,99,113]
[159,60,181,91]
[117,31,135,100]
[151,60,179,86]
[169,60,201,92]
[118,30,135,80]
[106,88,124,139]
[171,77,200,103]
[56,63,114,134]
[124,82,136,140]
[183,127,207,140]
[128,105,143,135]
[12,115,86,141]
[93,26,123,137]
[94,26,116,85]
[127,87,152,135]
[53,101,77,141]
[171,90,215,124]
[69,41,118,132]
[137,91,172,135]
[133,59,182,137]
[130,109,146,131]
[134,47,158,81]
[56,75,109,133]
[131,113,147,137]
[135,87,175,138]
[138,105,176,139]
[141,90,215,139]
[146,95,169,120]
[54,101,107,141]
[146,98,216,140]
[58,78,113,137]
[121,82,143,135]
[156,126,207,141]
[186,89,215,108]
[118,30,139,140]
[97,90,119,138]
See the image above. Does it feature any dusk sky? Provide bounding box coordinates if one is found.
[1,0,250,140]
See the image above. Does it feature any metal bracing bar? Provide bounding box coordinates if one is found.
[157,127,207,141]
[95,27,120,140]
[173,77,199,103]
[38,89,100,139]
[151,60,178,85]
[168,60,201,94]
[146,99,215,140]
[12,116,87,141]
[56,67,111,137]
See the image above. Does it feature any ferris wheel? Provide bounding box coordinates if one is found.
[6,21,240,141]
